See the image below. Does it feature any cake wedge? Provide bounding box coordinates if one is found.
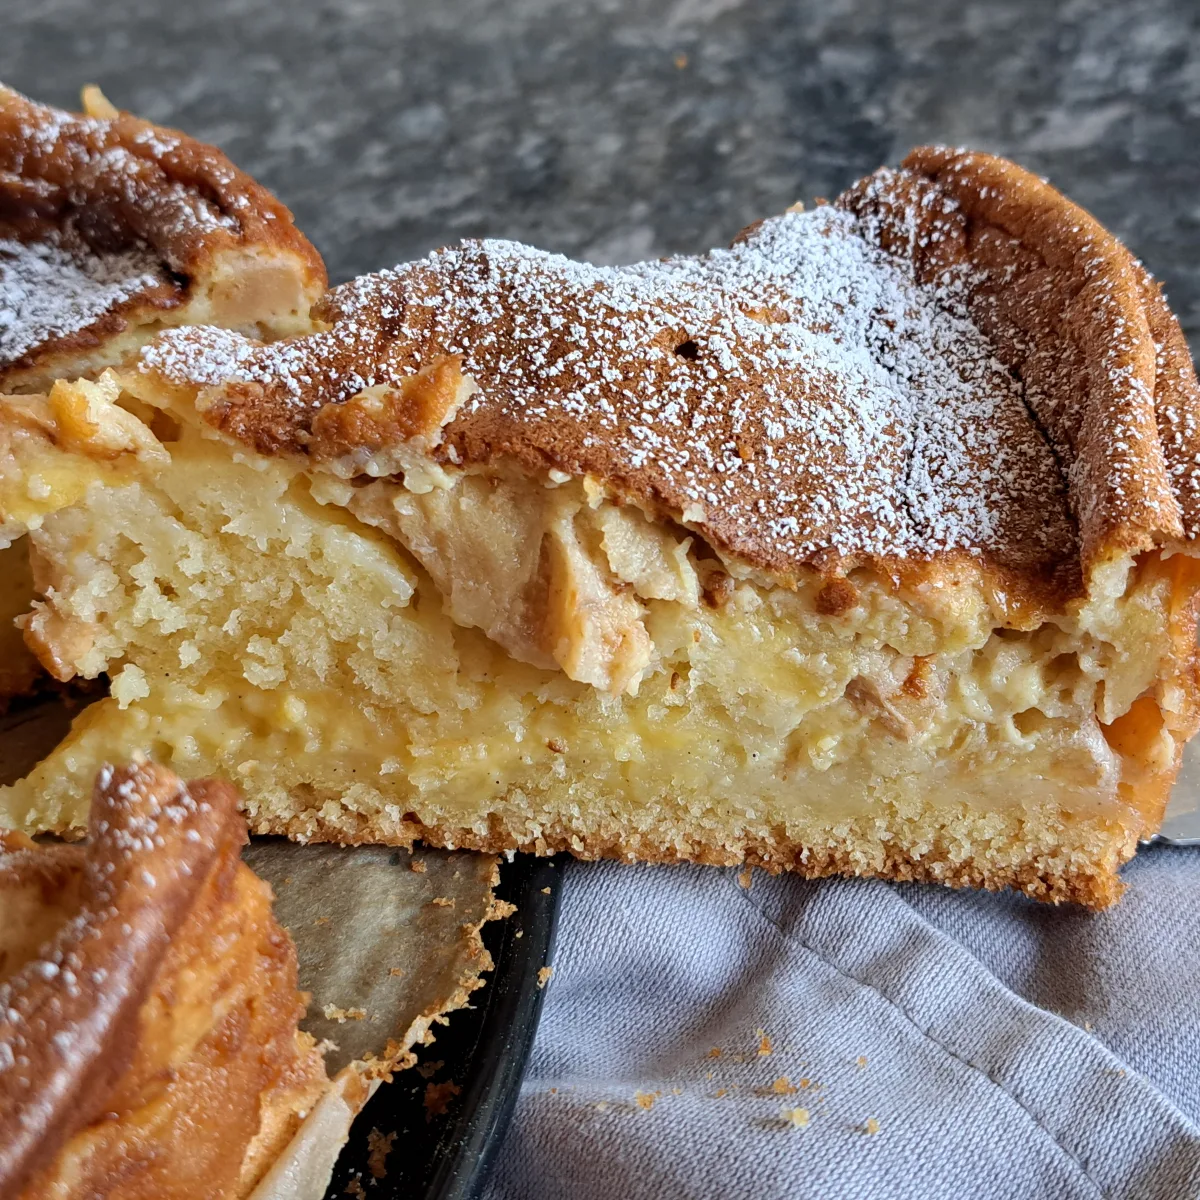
[0,762,333,1199]
[3,147,1199,907]
[0,83,326,701]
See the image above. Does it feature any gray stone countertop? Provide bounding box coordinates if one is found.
[3,0,1197,340]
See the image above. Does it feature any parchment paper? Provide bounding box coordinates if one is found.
[245,840,503,1074]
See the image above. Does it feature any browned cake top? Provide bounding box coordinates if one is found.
[0,85,326,383]
[140,147,1200,603]
[0,763,243,1195]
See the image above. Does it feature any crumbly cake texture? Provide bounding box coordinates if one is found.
[0,763,330,1199]
[0,83,327,703]
[0,83,327,392]
[4,147,1200,908]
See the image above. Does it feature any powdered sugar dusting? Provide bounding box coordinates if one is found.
[0,765,221,1095]
[144,180,1078,570]
[0,235,163,366]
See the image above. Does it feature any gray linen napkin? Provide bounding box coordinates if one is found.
[485,847,1200,1199]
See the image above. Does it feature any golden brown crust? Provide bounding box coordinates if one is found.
[250,806,1131,911]
[138,146,1200,616]
[856,146,1200,576]
[0,84,326,392]
[0,764,326,1199]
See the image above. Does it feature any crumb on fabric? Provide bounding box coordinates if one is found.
[773,1076,798,1095]
[757,1031,773,1056]
[424,1080,461,1119]
[864,1117,881,1136]
[674,52,688,68]
[782,1107,810,1129]
[635,1091,659,1110]
[596,1101,609,1112]
[537,966,554,989]
[737,868,753,890]
[366,1128,396,1180]
[707,1047,722,1059]
[713,1088,728,1099]
[856,1056,868,1068]
[541,887,552,894]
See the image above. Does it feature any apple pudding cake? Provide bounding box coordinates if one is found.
[3,146,1199,907]
[0,762,332,1199]
[0,83,326,700]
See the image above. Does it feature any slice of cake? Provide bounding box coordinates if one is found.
[0,83,327,700]
[0,762,333,1199]
[0,84,325,393]
[3,147,1199,907]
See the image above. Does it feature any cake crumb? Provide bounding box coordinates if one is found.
[344,1177,366,1198]
[366,1128,396,1179]
[313,916,331,927]
[416,1060,445,1079]
[430,896,455,908]
[799,1077,811,1089]
[782,1107,810,1128]
[737,868,753,890]
[596,1101,609,1113]
[671,1087,683,1095]
[424,1080,461,1119]
[757,1031,773,1056]
[864,1117,881,1136]
[856,1056,868,1068]
[537,966,554,989]
[674,52,688,69]
[707,1047,723,1059]
[389,967,404,977]
[322,1004,367,1023]
[713,1088,728,1098]
[541,887,552,894]
[772,1076,798,1095]
[410,860,427,873]
[634,1090,659,1110]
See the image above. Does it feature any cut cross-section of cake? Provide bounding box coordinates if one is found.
[3,147,1199,907]
[0,83,327,702]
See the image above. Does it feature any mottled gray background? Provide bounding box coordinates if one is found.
[3,0,1197,348]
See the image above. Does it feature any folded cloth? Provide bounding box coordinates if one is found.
[485,848,1200,1200]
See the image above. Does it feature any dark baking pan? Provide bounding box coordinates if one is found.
[321,853,563,1199]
